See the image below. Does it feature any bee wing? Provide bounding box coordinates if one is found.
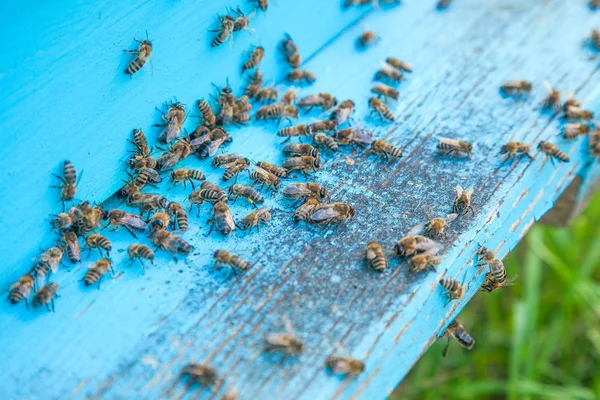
[282,184,313,197]
[206,138,226,157]
[265,333,288,346]
[440,137,461,147]
[189,134,212,150]
[330,358,351,374]
[157,152,180,171]
[310,206,340,222]
[225,211,236,231]
[445,213,458,223]
[416,238,444,255]
[140,168,162,183]
[456,184,464,196]
[122,213,148,230]
[354,129,374,145]
[164,115,182,143]
[465,187,474,196]
[543,80,552,94]
[421,204,435,219]
[407,223,425,236]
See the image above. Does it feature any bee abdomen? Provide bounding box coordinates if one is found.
[440,278,463,298]
[9,290,24,304]
[125,58,146,75]
[211,31,229,47]
[552,148,570,162]
[370,255,387,272]
[63,161,77,184]
[83,269,103,286]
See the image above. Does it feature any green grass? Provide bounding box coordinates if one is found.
[394,192,600,400]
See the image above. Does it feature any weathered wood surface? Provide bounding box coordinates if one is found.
[1,0,599,399]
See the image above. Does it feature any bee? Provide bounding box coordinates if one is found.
[242,45,264,72]
[283,156,322,174]
[538,141,570,163]
[281,33,301,68]
[104,209,148,238]
[233,111,251,124]
[369,97,394,122]
[150,211,172,232]
[234,95,253,114]
[282,182,328,201]
[156,103,185,144]
[313,132,339,152]
[83,258,114,288]
[408,254,442,273]
[308,202,355,226]
[127,243,155,272]
[52,160,78,210]
[294,198,320,223]
[453,185,475,216]
[563,123,590,140]
[156,140,192,170]
[255,87,279,102]
[500,142,534,162]
[128,193,168,217]
[50,212,73,231]
[245,69,263,98]
[256,104,299,122]
[334,128,374,147]
[263,318,305,360]
[241,207,271,231]
[330,100,355,127]
[437,137,472,158]
[128,155,157,171]
[139,167,162,184]
[297,93,338,112]
[124,34,153,76]
[500,81,532,96]
[170,168,206,189]
[370,140,402,160]
[167,202,188,231]
[282,143,319,158]
[541,81,561,110]
[375,64,404,84]
[197,100,216,129]
[394,235,442,257]
[563,97,582,111]
[565,106,593,120]
[189,183,229,213]
[8,275,35,308]
[210,14,235,47]
[278,124,313,141]
[32,282,59,312]
[357,31,379,48]
[286,69,316,84]
[228,184,264,205]
[480,260,513,292]
[366,241,387,272]
[208,201,236,235]
[371,83,399,101]
[386,57,412,73]
[589,29,600,50]
[591,0,600,10]
[129,129,151,157]
[442,320,474,357]
[415,209,458,240]
[121,171,149,198]
[255,161,289,178]
[436,0,453,9]
[85,233,112,257]
[63,230,81,263]
[231,7,252,32]
[151,229,193,259]
[590,128,600,158]
[76,202,104,236]
[222,158,251,182]
[440,278,465,302]
[250,166,281,191]
[281,89,297,106]
[213,250,252,275]
[326,356,365,377]
[311,120,338,133]
[195,128,232,159]
[252,0,269,11]
[179,363,221,388]
[212,153,245,168]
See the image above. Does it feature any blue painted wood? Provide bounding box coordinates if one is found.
[0,0,598,399]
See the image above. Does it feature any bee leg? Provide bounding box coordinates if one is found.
[231,267,238,277]
[124,49,139,55]
[86,248,92,260]
[124,225,138,239]
[46,303,51,312]
[24,298,30,309]
[442,337,451,357]
[469,206,475,216]
[97,276,103,290]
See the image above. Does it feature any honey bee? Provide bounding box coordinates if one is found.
[83,258,114,288]
[440,278,465,302]
[210,14,235,47]
[32,282,59,312]
[156,103,185,144]
[281,89,297,106]
[129,128,151,157]
[241,207,271,231]
[369,97,394,122]
[228,184,264,206]
[591,0,600,10]
[263,318,305,360]
[212,153,245,168]
[52,160,78,210]
[326,355,365,377]
[242,45,265,73]
[281,33,301,68]
[167,202,189,231]
[436,0,453,9]
[563,123,590,140]
[371,83,399,101]
[213,250,252,275]
[278,124,314,141]
[366,241,387,272]
[357,31,379,48]
[255,161,288,178]
[453,185,475,216]
[442,320,474,357]
[195,128,232,159]
[282,143,319,158]
[223,158,251,182]
[179,363,221,388]
[294,198,320,223]
[538,141,570,163]
[208,201,236,235]
[256,104,299,122]
[230,7,252,33]
[156,140,192,170]
[170,168,206,189]
[283,156,322,174]
[394,235,442,257]
[334,128,374,147]
[32,246,65,283]
[311,120,338,133]
[480,260,513,292]
[282,182,328,201]
[500,81,532,96]
[330,100,355,127]
[408,254,442,273]
[189,184,229,214]
[297,93,338,112]
[565,106,593,120]
[286,69,316,84]
[124,33,153,76]
[151,229,193,259]
[50,212,73,231]
[63,230,81,263]
[563,97,582,111]
[374,64,403,84]
[76,202,104,236]
[589,29,600,50]
[104,209,148,238]
[121,170,148,198]
[313,132,339,152]
[252,0,269,11]
[500,142,534,162]
[250,166,281,191]
[245,69,264,98]
[437,137,472,158]
[127,243,155,272]
[234,95,253,114]
[255,87,279,102]
[85,233,112,257]
[197,100,216,129]
[590,128,600,158]
[541,81,561,110]
[386,57,412,73]
[370,140,402,160]
[8,275,35,308]
[308,202,355,226]
[415,208,458,239]
[139,167,162,184]
[128,193,168,217]
[128,155,157,171]
[150,211,172,232]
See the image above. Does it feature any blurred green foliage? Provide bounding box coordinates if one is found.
[394,192,600,400]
